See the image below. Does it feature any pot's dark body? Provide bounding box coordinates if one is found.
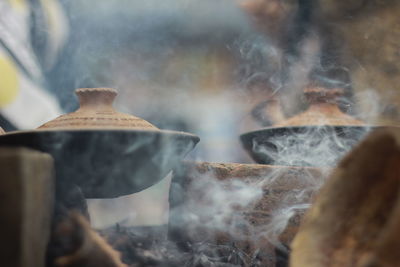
[0,130,199,198]
[241,126,371,166]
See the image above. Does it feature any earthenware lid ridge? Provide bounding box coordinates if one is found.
[38,88,159,130]
[274,87,364,127]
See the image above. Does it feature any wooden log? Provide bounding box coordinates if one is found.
[51,212,126,267]
[290,128,400,267]
[169,161,325,265]
[0,147,54,267]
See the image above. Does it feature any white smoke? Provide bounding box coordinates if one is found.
[174,169,263,238]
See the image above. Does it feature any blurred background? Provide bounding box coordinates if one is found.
[49,0,267,228]
[1,0,400,228]
[50,0,267,164]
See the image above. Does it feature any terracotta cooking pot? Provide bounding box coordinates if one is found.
[240,87,371,166]
[0,88,199,198]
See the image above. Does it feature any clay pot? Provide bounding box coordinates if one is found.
[0,88,199,198]
[241,87,370,166]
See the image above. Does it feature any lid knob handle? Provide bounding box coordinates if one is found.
[76,88,117,112]
[303,87,344,105]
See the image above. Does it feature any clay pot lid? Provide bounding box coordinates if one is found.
[274,87,364,127]
[38,88,159,131]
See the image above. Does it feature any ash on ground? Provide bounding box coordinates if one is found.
[100,225,280,267]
